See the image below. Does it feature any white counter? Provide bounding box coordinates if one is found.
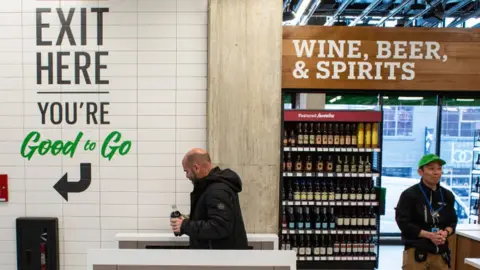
[115,232,279,249]
[456,230,480,242]
[465,258,480,269]
[456,224,480,231]
[86,248,296,270]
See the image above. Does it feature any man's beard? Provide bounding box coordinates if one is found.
[189,171,199,183]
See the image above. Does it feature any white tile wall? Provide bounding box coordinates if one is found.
[0,0,208,269]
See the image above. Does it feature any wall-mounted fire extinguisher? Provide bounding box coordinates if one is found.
[40,229,47,270]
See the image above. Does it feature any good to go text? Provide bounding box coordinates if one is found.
[20,131,132,161]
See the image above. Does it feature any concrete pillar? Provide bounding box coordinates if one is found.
[207,0,283,233]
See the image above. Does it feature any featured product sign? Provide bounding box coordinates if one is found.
[20,7,132,200]
[282,26,480,91]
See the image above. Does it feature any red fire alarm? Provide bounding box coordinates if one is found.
[0,175,8,202]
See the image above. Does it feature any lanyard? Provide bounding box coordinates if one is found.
[418,182,444,218]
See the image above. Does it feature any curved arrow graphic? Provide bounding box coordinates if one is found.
[53,163,91,201]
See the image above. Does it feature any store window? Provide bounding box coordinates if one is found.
[383,106,414,136]
[439,98,480,225]
[380,95,438,235]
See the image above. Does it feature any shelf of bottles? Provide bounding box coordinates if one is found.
[280,110,382,269]
[470,129,480,224]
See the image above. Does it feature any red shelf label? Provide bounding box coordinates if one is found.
[0,175,8,202]
[284,110,382,122]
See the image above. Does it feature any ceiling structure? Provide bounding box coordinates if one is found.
[283,0,480,27]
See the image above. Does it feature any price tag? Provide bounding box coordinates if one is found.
[359,148,365,152]
[351,201,357,206]
[292,147,298,151]
[330,230,337,234]
[344,173,350,177]
[306,230,312,234]
[315,201,321,206]
[341,148,346,152]
[365,230,370,234]
[287,173,293,177]
[308,201,314,205]
[314,256,320,261]
[298,230,305,234]
[320,256,327,261]
[322,148,328,152]
[282,229,287,234]
[337,173,343,177]
[370,256,376,261]
[345,230,351,234]
[354,256,359,261]
[283,147,290,152]
[306,172,312,177]
[307,257,313,261]
[372,231,377,235]
[359,257,365,261]
[374,148,381,152]
[336,201,342,206]
[351,173,358,177]
[366,148,372,152]
[373,202,379,206]
[348,256,353,261]
[344,201,350,206]
[301,201,307,205]
[374,173,380,177]
[335,256,341,261]
[366,173,372,177]
[358,201,364,206]
[310,147,316,152]
[298,147,304,152]
[353,148,358,152]
[296,172,303,177]
[359,173,365,177]
[328,257,334,261]
[315,230,321,234]
[341,256,347,261]
[352,230,358,234]
[317,173,324,177]
[347,148,353,152]
[287,201,293,205]
[322,230,328,234]
[294,201,301,205]
[329,148,335,152]
[299,257,305,261]
[327,173,334,177]
[329,201,335,206]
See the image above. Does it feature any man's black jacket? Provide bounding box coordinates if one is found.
[180,166,249,249]
[395,180,457,251]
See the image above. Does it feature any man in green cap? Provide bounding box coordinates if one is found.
[395,154,457,269]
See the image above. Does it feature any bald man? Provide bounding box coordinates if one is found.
[170,148,248,249]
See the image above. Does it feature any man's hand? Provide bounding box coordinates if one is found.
[438,230,449,239]
[428,231,446,246]
[170,216,184,233]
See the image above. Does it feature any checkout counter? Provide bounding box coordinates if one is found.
[114,232,279,250]
[86,248,297,270]
[86,233,289,270]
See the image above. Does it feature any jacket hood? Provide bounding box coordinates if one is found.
[204,166,243,193]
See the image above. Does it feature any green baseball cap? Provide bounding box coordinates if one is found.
[418,154,446,168]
